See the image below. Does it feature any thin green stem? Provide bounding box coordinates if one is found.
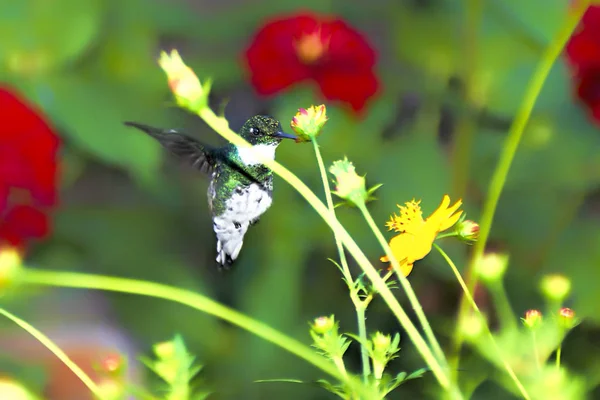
[357,203,447,368]
[452,2,589,371]
[0,307,104,399]
[312,137,371,382]
[556,345,562,370]
[311,138,352,283]
[18,269,350,389]
[197,109,456,394]
[488,281,517,331]
[436,232,459,240]
[434,244,530,400]
[531,330,542,372]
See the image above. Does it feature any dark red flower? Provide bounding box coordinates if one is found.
[565,6,600,124]
[0,87,60,249]
[244,12,379,113]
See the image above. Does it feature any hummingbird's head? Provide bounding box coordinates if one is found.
[239,115,297,146]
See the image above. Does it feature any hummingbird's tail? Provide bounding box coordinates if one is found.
[123,121,216,174]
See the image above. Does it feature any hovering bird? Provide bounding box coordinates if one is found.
[124,115,296,267]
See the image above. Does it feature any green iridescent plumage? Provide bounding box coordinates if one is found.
[124,115,296,267]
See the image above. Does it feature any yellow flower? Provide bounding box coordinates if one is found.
[380,195,463,276]
[290,104,328,142]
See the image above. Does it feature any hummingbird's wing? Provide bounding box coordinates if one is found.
[124,122,217,174]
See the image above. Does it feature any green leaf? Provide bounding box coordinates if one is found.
[44,75,164,186]
[0,0,102,74]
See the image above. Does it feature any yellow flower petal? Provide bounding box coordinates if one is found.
[380,194,464,275]
[439,209,462,231]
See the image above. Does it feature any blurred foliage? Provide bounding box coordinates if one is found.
[1,0,600,399]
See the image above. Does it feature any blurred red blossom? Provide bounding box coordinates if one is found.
[0,87,60,250]
[245,12,379,114]
[565,6,600,124]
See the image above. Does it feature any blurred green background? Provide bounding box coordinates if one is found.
[1,0,600,399]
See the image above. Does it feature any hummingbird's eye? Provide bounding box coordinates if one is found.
[250,127,261,136]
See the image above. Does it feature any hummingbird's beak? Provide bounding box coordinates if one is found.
[274,131,297,140]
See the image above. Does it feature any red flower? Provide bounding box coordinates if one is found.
[244,12,379,113]
[0,87,60,249]
[565,6,600,124]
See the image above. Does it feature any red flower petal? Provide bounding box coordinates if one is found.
[0,88,60,207]
[244,12,379,113]
[245,14,314,94]
[322,19,376,68]
[0,205,49,247]
[316,68,379,113]
[575,67,600,124]
[0,87,60,249]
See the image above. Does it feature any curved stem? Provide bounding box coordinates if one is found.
[312,138,371,382]
[196,110,456,394]
[357,203,447,367]
[433,244,530,400]
[452,1,590,369]
[18,269,349,388]
[0,307,104,399]
[556,345,562,370]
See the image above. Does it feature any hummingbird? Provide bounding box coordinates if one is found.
[124,116,297,268]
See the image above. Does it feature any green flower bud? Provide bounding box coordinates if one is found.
[523,309,542,329]
[0,378,37,400]
[475,252,509,283]
[539,274,571,303]
[329,158,381,207]
[311,315,335,335]
[371,332,391,352]
[558,307,577,330]
[455,218,479,243]
[460,313,486,340]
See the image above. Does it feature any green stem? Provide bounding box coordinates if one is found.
[333,356,348,378]
[18,269,351,389]
[532,330,542,372]
[311,138,372,382]
[357,203,447,368]
[0,307,104,400]
[433,244,530,400]
[556,345,562,370]
[196,110,456,394]
[436,232,460,240]
[452,1,589,370]
[488,281,517,332]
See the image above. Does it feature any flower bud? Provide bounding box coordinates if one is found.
[329,158,381,207]
[158,50,211,112]
[0,377,36,400]
[154,340,176,360]
[290,104,328,142]
[475,252,509,283]
[523,309,542,329]
[0,247,22,289]
[460,313,486,340]
[371,332,391,352]
[97,378,125,400]
[455,219,479,243]
[558,307,577,330]
[311,315,335,335]
[99,352,125,375]
[539,274,571,302]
